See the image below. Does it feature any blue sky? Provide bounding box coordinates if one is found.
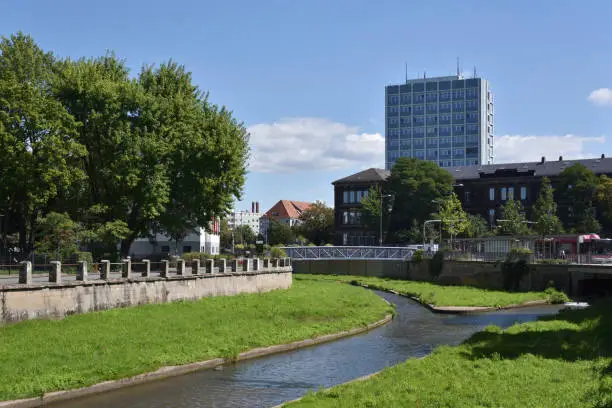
[3,0,612,213]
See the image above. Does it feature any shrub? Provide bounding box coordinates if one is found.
[544,287,570,304]
[501,250,531,291]
[182,252,202,262]
[73,251,93,266]
[429,251,444,278]
[412,249,424,262]
[270,246,287,258]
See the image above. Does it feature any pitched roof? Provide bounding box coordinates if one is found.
[332,168,390,184]
[263,200,313,220]
[448,157,612,180]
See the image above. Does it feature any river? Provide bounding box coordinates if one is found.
[53,290,562,408]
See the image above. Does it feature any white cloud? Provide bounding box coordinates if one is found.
[247,118,384,173]
[494,134,606,164]
[588,88,612,106]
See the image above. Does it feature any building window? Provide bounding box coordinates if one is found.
[500,187,507,201]
[161,246,170,253]
[343,191,349,204]
[520,186,527,200]
[508,187,514,200]
[489,187,495,201]
[349,191,355,203]
[183,246,192,253]
[489,209,495,225]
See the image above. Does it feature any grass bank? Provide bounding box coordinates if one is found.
[288,299,612,408]
[298,274,568,307]
[0,277,392,401]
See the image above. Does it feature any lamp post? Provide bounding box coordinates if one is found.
[423,219,442,249]
[379,194,393,247]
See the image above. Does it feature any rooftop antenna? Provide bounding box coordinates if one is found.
[456,57,460,76]
[424,70,426,79]
[473,65,477,78]
[405,62,408,83]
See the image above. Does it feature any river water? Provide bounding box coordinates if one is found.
[54,291,562,408]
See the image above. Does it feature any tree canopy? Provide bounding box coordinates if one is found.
[498,198,530,236]
[532,177,563,236]
[439,192,469,241]
[267,221,295,246]
[297,201,334,245]
[556,163,600,233]
[0,33,249,259]
[387,158,453,243]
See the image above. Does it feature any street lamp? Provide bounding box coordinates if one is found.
[423,219,441,249]
[379,194,393,247]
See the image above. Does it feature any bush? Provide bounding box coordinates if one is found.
[536,258,570,265]
[429,251,444,278]
[270,246,287,258]
[182,252,202,262]
[545,287,570,304]
[412,249,424,262]
[73,251,93,266]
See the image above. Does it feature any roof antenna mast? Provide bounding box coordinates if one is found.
[456,57,460,76]
[473,65,477,78]
[405,62,408,83]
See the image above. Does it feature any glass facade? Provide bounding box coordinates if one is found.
[385,75,494,170]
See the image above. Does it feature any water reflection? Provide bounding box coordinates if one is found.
[54,290,561,408]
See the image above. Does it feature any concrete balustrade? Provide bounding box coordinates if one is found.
[177,259,186,276]
[142,260,151,277]
[161,260,170,278]
[50,261,61,283]
[231,259,238,272]
[100,260,110,280]
[77,261,88,282]
[122,259,132,279]
[242,258,251,272]
[263,258,270,269]
[206,259,214,274]
[19,261,32,284]
[253,258,260,271]
[192,259,200,275]
[218,259,226,273]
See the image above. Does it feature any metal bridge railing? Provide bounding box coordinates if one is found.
[282,246,415,260]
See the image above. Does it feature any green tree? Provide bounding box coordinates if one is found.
[267,221,295,246]
[595,175,612,233]
[360,185,382,230]
[35,212,82,260]
[556,163,600,233]
[532,177,563,236]
[498,198,530,236]
[297,201,334,245]
[465,214,492,238]
[0,33,85,255]
[439,192,469,243]
[387,158,453,243]
[219,218,232,251]
[234,225,256,245]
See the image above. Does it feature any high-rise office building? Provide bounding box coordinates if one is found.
[385,74,494,170]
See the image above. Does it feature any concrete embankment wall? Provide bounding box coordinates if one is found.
[0,269,292,324]
[293,259,612,296]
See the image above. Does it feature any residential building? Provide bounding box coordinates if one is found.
[385,74,494,170]
[333,155,612,245]
[229,201,262,235]
[332,168,389,246]
[260,200,313,241]
[129,218,221,258]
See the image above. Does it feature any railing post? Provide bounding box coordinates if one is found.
[177,259,185,276]
[50,261,61,283]
[243,258,251,272]
[19,261,32,284]
[77,261,88,282]
[192,259,200,275]
[231,259,237,272]
[206,259,214,274]
[100,260,110,280]
[122,259,132,279]
[218,258,226,273]
[142,259,151,277]
[161,260,169,278]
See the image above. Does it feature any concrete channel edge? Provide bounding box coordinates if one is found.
[0,313,393,408]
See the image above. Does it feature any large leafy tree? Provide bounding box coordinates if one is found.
[595,175,612,233]
[465,214,492,238]
[556,163,600,233]
[35,212,82,260]
[532,177,563,236]
[234,225,256,245]
[297,201,334,245]
[387,158,453,243]
[498,198,530,236]
[267,221,295,246]
[0,33,85,255]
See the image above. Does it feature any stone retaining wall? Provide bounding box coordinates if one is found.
[1,264,292,324]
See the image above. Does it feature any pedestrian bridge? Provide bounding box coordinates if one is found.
[282,246,415,260]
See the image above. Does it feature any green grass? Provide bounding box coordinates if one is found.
[288,300,612,408]
[0,278,392,401]
[298,274,568,307]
